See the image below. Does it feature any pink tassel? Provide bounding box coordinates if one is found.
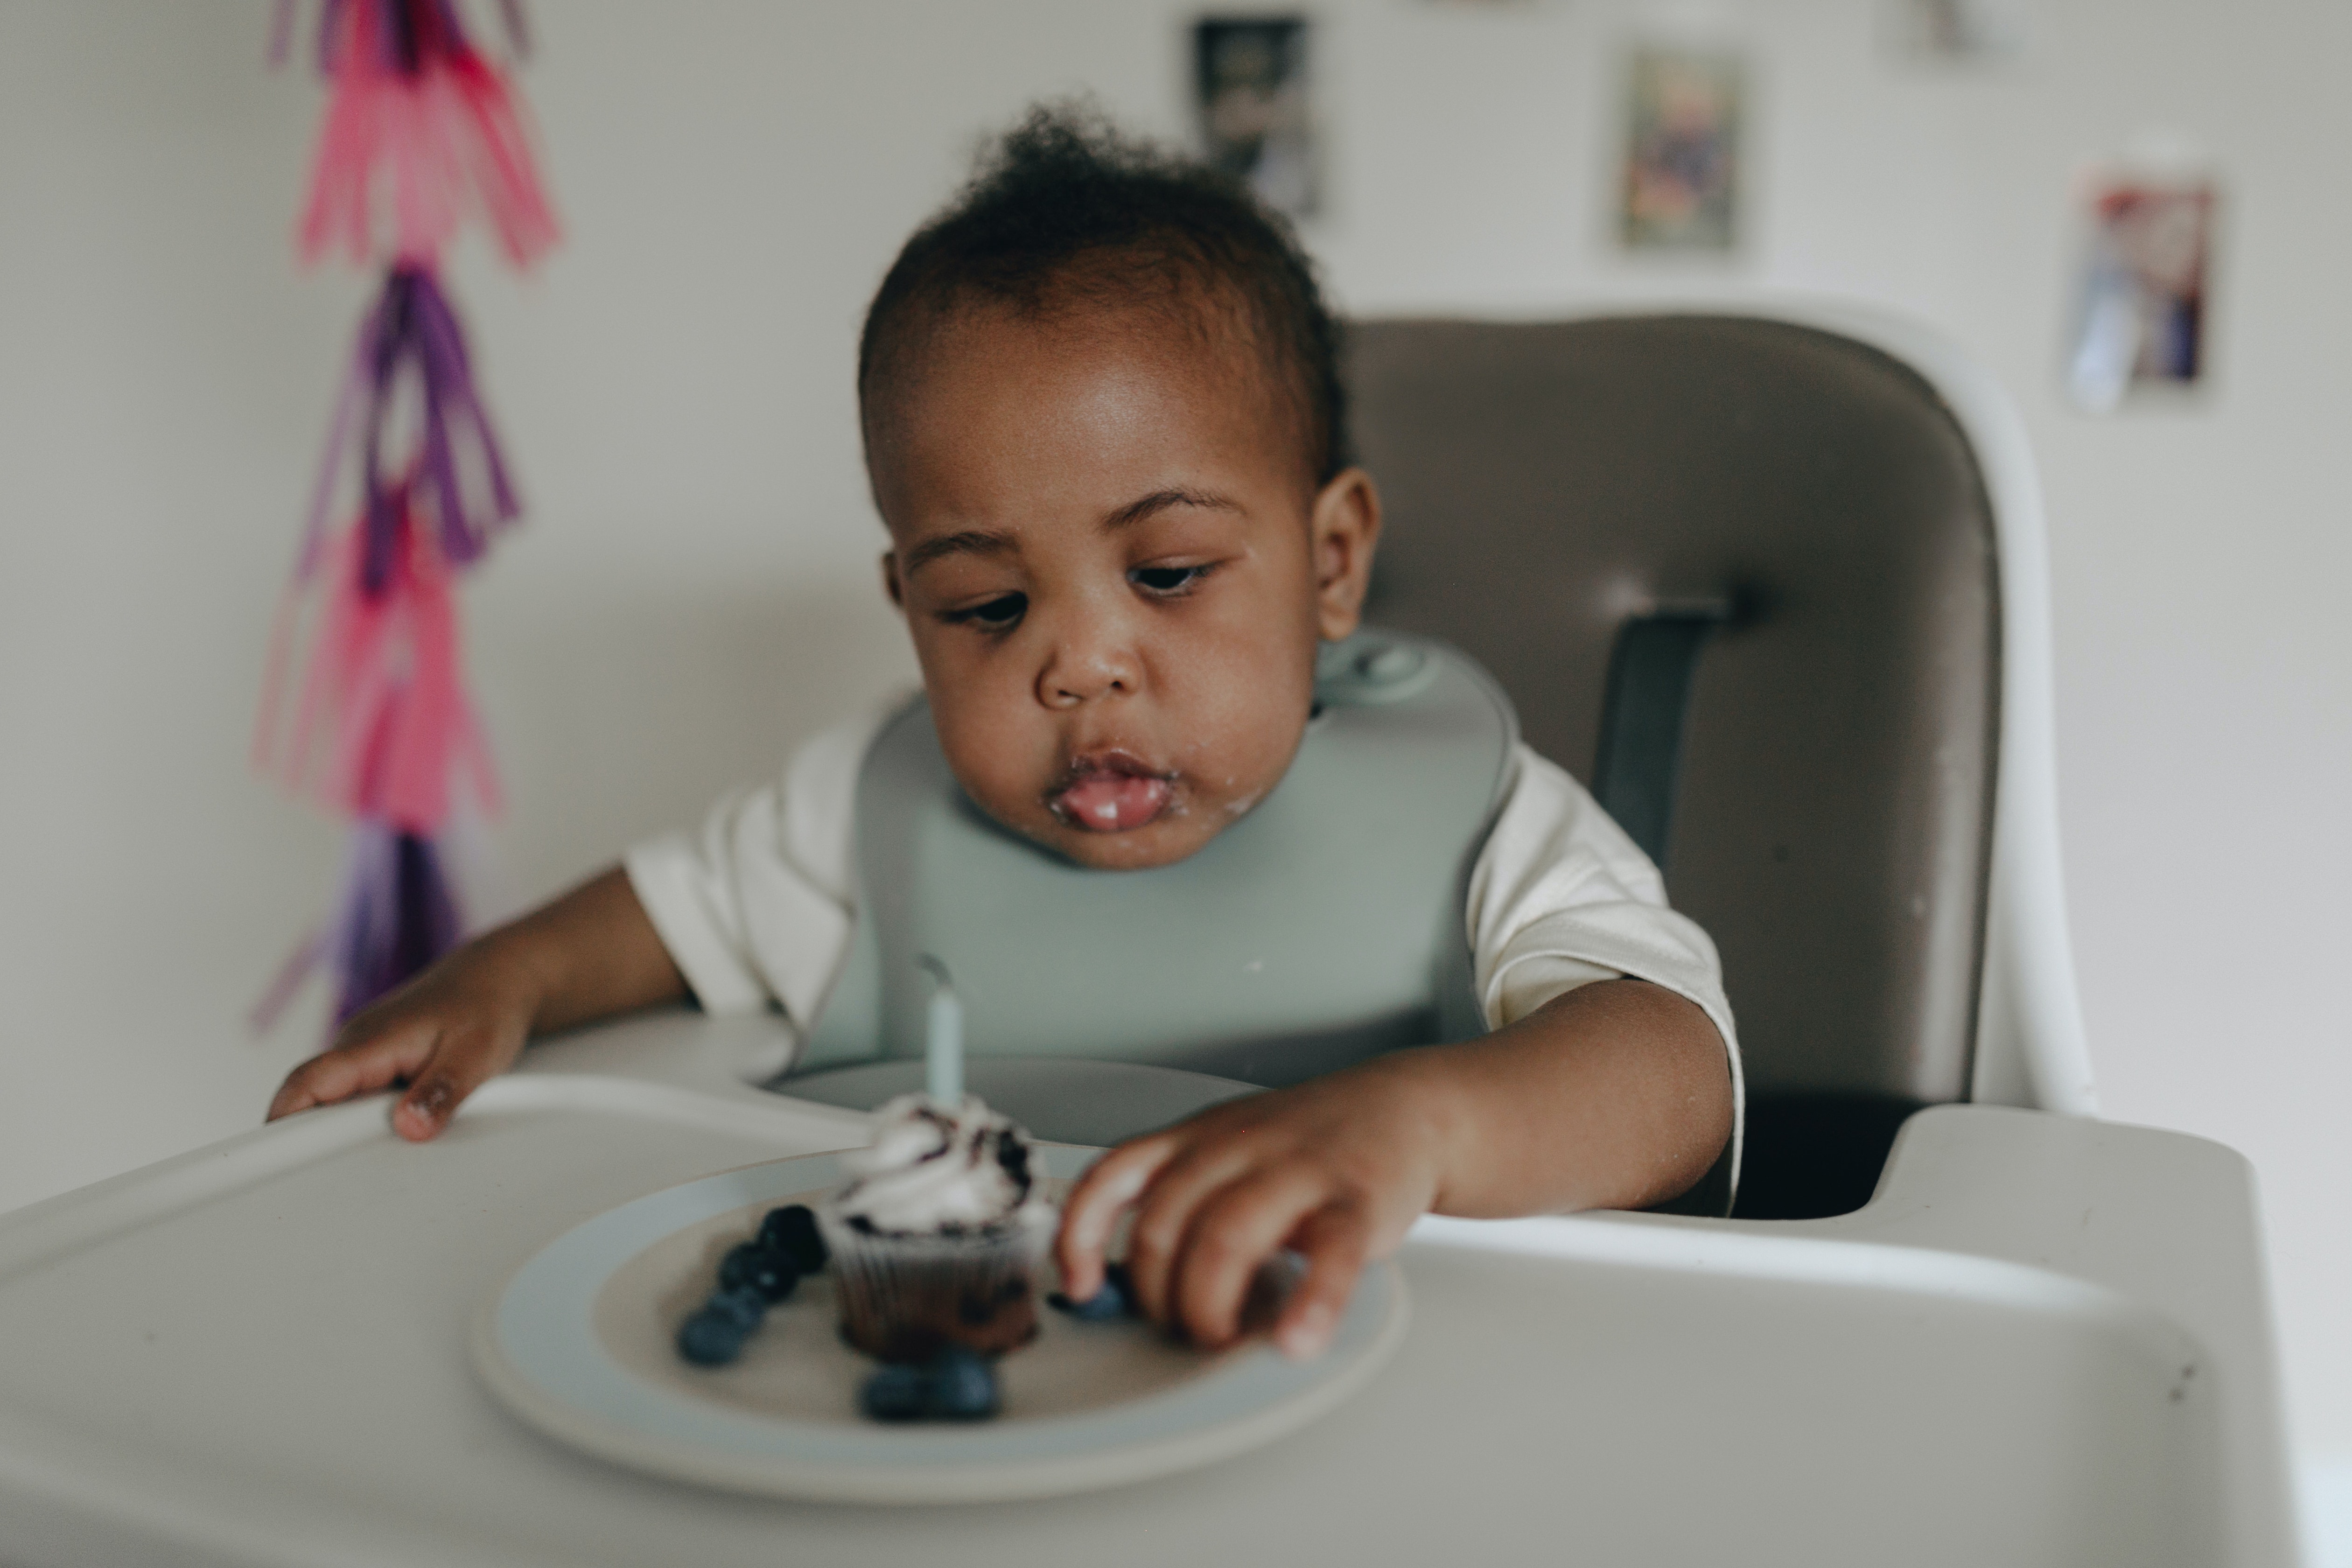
[267,492,499,836]
[297,0,559,269]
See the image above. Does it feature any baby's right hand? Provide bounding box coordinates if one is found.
[266,944,539,1141]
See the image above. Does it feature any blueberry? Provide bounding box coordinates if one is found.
[1105,1260,1140,1312]
[674,1293,755,1368]
[718,1241,799,1304]
[924,1346,1000,1421]
[676,1308,748,1365]
[758,1204,828,1273]
[707,1282,768,1327]
[1049,1266,1131,1322]
[860,1363,928,1422]
[676,1283,771,1365]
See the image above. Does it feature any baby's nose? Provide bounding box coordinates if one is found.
[1039,641,1139,707]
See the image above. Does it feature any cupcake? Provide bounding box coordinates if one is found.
[818,1093,1056,1364]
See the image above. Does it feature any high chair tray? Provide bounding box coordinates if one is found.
[0,1015,2298,1568]
[471,1146,1407,1503]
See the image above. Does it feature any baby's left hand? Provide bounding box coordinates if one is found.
[1055,1055,1454,1360]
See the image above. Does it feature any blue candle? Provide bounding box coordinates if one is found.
[917,955,963,1105]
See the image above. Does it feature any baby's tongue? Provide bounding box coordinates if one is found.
[1056,771,1171,832]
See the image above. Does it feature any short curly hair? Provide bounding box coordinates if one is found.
[859,103,1348,491]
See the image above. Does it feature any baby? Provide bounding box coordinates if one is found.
[269,108,1739,1362]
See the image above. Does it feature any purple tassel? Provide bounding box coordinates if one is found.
[329,818,462,1023]
[294,264,519,595]
[246,818,465,1034]
[393,266,519,571]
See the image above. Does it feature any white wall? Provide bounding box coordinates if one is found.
[3,0,2346,1533]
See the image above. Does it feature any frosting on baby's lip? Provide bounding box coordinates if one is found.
[827,1093,1048,1237]
[1046,748,1179,833]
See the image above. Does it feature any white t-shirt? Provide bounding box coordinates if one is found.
[626,703,1745,1184]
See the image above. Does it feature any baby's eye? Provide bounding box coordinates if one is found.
[945,592,1026,630]
[1130,564,1211,595]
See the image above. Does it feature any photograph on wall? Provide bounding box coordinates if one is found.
[1194,16,1316,219]
[2065,177,2217,412]
[1881,0,2027,63]
[1617,46,1743,252]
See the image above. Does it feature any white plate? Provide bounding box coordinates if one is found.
[470,1146,1409,1504]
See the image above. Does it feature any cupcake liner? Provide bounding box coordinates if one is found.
[819,1204,1055,1364]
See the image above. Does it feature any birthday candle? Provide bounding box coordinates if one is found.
[918,955,964,1106]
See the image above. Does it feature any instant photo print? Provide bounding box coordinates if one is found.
[1193,16,1316,219]
[1881,0,2028,63]
[1617,46,1743,252]
[2065,176,2217,411]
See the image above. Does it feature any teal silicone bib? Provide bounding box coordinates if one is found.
[795,630,1518,1087]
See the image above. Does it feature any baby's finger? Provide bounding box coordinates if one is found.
[1168,1163,1330,1349]
[266,1024,440,1121]
[1123,1140,1269,1326]
[390,1020,523,1142]
[1056,1134,1179,1301]
[1273,1200,1372,1361]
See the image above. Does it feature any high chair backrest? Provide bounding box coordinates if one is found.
[1347,311,2095,1216]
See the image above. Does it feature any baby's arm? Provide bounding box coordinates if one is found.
[1056,976,1731,1358]
[266,867,687,1139]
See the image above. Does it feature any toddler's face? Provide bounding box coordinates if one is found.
[868,299,1377,870]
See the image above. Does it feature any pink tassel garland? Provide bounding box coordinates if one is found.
[258,0,549,1032]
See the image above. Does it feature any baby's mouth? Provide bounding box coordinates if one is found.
[1048,751,1176,833]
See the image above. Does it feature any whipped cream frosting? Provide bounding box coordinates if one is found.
[827,1093,1047,1237]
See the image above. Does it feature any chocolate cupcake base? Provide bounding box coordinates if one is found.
[819,1209,1051,1365]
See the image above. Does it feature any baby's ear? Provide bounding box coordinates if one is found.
[1310,469,1382,640]
[880,550,906,610]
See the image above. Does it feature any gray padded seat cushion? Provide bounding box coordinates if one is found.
[1348,316,1999,1107]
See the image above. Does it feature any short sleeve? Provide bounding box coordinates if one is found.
[1466,744,1745,1200]
[623,704,896,1037]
